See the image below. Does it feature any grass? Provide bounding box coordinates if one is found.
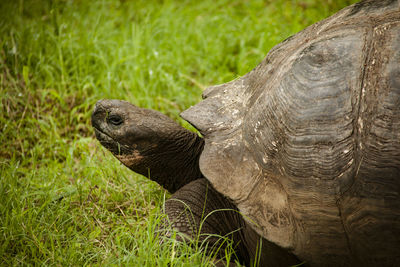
[1,0,357,265]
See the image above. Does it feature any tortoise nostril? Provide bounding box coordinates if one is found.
[94,100,106,111]
[91,103,106,128]
[91,111,101,128]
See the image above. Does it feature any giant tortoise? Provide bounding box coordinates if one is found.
[91,0,400,266]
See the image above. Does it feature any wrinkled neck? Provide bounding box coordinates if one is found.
[128,130,204,193]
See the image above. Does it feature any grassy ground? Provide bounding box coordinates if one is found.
[1,0,357,266]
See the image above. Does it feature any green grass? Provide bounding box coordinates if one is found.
[1,0,357,265]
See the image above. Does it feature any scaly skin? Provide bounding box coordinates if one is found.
[166,178,301,266]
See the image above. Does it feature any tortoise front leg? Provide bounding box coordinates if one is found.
[164,178,301,266]
[164,178,249,265]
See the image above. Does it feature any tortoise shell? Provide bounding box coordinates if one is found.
[181,0,400,265]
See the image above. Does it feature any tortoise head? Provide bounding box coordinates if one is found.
[92,99,178,168]
[91,99,204,192]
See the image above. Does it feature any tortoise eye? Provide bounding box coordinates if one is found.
[107,114,123,126]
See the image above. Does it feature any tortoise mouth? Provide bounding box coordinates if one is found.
[93,127,132,156]
[93,127,115,146]
[93,127,119,152]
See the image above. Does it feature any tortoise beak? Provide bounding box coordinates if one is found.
[91,100,106,130]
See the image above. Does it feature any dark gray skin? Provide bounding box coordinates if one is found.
[91,99,204,193]
[91,99,300,266]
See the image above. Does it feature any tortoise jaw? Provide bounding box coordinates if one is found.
[93,127,113,144]
[92,111,131,156]
[93,127,120,154]
[94,127,133,156]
